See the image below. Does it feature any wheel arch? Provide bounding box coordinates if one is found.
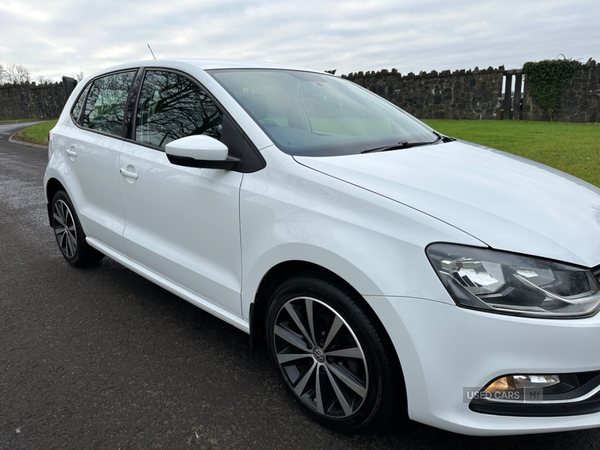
[250,261,403,380]
[45,177,67,226]
[251,260,408,427]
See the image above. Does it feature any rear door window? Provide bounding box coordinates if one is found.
[81,71,136,137]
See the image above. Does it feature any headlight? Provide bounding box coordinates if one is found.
[426,243,600,318]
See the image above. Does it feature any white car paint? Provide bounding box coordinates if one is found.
[118,140,243,315]
[296,141,600,267]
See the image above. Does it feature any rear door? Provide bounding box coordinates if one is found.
[67,70,137,255]
[118,69,243,315]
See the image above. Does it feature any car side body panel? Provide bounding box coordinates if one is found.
[239,145,485,315]
[118,141,244,316]
[64,127,128,254]
[46,114,129,256]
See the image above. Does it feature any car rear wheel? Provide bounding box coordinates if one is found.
[266,272,402,432]
[51,190,104,267]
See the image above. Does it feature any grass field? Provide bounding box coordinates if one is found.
[422,120,600,187]
[17,118,600,187]
[17,119,57,146]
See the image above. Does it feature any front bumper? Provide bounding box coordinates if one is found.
[366,295,600,436]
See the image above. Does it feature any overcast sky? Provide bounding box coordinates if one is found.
[0,0,598,82]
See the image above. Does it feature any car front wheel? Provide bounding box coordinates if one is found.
[266,273,402,432]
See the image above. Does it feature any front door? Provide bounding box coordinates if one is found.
[118,69,243,315]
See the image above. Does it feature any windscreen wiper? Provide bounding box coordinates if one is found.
[361,136,441,154]
[361,132,456,154]
[432,131,457,143]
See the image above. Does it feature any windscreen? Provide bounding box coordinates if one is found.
[210,69,437,156]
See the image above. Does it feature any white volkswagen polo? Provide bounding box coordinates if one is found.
[44,59,600,436]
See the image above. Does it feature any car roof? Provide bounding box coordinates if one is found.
[86,58,320,80]
[166,58,309,71]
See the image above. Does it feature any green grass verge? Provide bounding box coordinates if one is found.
[17,119,58,146]
[0,118,40,123]
[16,118,600,188]
[422,120,600,187]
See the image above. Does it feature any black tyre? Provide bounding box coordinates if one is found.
[51,190,104,267]
[266,272,402,432]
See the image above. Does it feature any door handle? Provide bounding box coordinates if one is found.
[119,168,139,180]
[66,148,77,157]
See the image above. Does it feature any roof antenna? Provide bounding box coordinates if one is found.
[147,44,156,60]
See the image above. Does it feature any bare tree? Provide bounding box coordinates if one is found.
[75,71,85,82]
[134,70,222,148]
[0,63,4,84]
[5,63,30,84]
[36,75,49,85]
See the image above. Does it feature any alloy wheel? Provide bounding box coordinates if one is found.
[273,296,369,419]
[53,199,77,259]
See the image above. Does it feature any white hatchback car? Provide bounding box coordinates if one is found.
[44,59,600,436]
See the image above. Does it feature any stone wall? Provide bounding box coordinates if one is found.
[343,61,600,122]
[522,61,600,122]
[342,67,505,120]
[0,81,66,120]
[1,63,598,122]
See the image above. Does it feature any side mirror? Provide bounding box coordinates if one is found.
[165,135,240,170]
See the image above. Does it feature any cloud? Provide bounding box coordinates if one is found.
[0,0,598,82]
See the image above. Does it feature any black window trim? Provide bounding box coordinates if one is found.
[70,83,91,125]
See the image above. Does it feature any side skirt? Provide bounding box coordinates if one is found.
[86,237,250,334]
